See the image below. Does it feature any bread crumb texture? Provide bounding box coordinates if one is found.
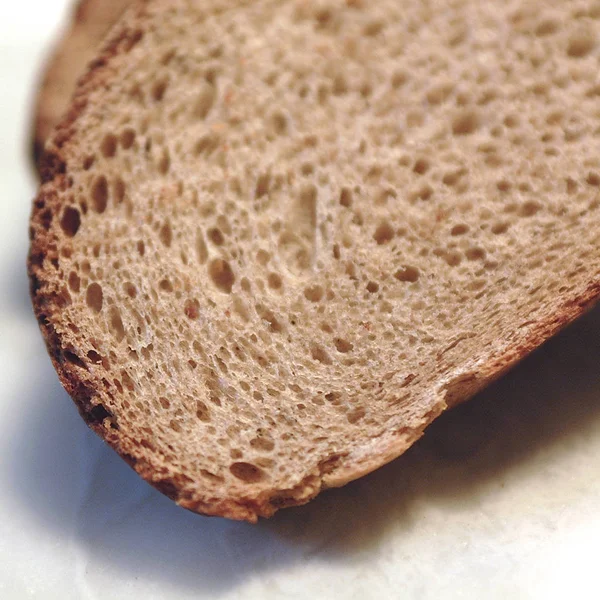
[29,0,600,521]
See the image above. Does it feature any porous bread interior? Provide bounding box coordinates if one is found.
[31,0,600,520]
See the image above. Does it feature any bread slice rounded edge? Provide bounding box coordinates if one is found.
[28,2,600,522]
[31,0,96,171]
[30,0,132,175]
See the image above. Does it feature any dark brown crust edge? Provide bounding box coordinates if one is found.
[28,1,600,522]
[28,2,282,523]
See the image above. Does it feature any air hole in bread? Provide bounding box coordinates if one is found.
[373,221,394,244]
[122,282,136,299]
[194,133,219,156]
[311,344,332,364]
[324,391,341,404]
[120,128,136,149]
[184,298,200,319]
[159,221,173,247]
[193,82,216,119]
[586,172,600,186]
[271,111,288,135]
[257,305,284,333]
[109,307,126,341]
[334,338,354,353]
[159,279,173,293]
[300,162,315,177]
[151,78,168,102]
[255,173,270,198]
[195,401,211,422]
[427,80,454,104]
[268,273,283,290]
[113,177,126,205]
[465,247,486,261]
[83,155,95,170]
[339,187,353,208]
[100,134,117,159]
[230,462,265,483]
[451,224,469,236]
[347,407,366,424]
[68,271,80,292]
[195,230,208,263]
[208,228,224,246]
[442,169,465,187]
[491,222,509,235]
[363,18,384,36]
[87,350,102,365]
[413,158,431,175]
[60,206,81,237]
[157,149,170,174]
[63,351,86,369]
[567,30,596,58]
[304,285,324,302]
[535,17,559,36]
[452,110,480,135]
[250,435,275,452]
[519,200,542,217]
[86,283,103,313]
[91,175,108,213]
[395,266,420,282]
[209,259,235,293]
[410,184,434,202]
[391,69,408,88]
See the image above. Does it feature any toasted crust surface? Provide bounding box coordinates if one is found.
[31,0,134,171]
[29,0,600,522]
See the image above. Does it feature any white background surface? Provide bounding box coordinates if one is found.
[2,1,600,598]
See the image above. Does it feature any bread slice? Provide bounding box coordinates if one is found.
[29,0,600,522]
[31,0,134,170]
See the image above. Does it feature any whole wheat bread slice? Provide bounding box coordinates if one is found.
[31,0,134,170]
[29,0,600,522]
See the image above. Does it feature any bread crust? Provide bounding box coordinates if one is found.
[28,1,600,522]
[30,0,134,173]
